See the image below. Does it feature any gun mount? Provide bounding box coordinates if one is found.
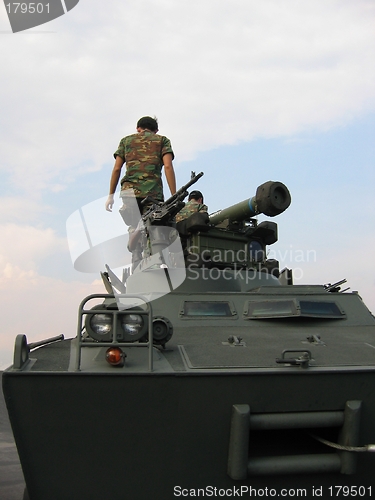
[141,171,204,227]
[176,181,291,274]
[127,172,204,271]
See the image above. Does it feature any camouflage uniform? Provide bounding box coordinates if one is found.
[175,200,208,223]
[114,130,174,202]
[114,130,174,269]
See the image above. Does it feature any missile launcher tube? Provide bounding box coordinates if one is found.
[209,181,291,226]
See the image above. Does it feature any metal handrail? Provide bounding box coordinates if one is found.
[75,293,153,372]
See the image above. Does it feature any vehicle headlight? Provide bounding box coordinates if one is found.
[85,305,113,342]
[120,314,146,341]
[91,314,112,335]
[85,305,147,342]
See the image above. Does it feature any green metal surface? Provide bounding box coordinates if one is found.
[2,179,375,500]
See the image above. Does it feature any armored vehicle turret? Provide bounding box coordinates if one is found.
[177,180,291,271]
[2,176,375,500]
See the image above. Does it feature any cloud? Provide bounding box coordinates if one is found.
[1,0,374,193]
[0,224,65,272]
[0,197,53,223]
[0,222,103,368]
[0,273,104,370]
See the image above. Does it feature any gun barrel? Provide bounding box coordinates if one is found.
[168,172,204,204]
[209,181,291,225]
[186,171,204,189]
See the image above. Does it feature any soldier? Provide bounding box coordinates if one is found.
[175,190,208,222]
[105,116,176,222]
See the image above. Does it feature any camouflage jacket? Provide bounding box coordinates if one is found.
[175,200,208,223]
[114,130,174,201]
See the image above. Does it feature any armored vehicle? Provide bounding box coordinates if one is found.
[2,176,375,500]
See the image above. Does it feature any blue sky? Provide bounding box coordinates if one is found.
[0,0,374,368]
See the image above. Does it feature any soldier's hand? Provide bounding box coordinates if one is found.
[105,194,114,211]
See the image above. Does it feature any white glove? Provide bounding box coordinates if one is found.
[105,194,114,212]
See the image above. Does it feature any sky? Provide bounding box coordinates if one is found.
[0,0,374,368]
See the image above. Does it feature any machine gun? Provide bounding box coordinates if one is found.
[140,171,204,227]
[128,172,204,265]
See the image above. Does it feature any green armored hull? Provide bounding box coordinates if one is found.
[3,181,375,500]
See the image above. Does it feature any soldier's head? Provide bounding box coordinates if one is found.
[189,190,204,204]
[137,116,159,133]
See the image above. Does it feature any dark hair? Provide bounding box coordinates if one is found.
[189,190,203,203]
[137,116,159,132]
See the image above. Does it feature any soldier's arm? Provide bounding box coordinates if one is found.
[163,153,176,195]
[105,155,125,211]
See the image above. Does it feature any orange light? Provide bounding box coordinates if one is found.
[105,347,125,367]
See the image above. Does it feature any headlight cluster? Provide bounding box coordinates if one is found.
[85,305,174,348]
[85,304,147,342]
